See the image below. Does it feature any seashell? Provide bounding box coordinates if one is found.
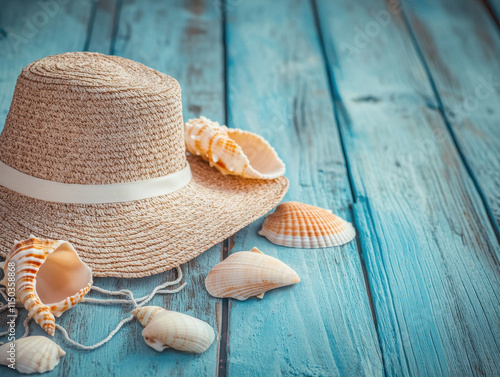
[259,202,356,248]
[0,236,92,336]
[185,116,286,179]
[130,306,164,327]
[205,247,300,300]
[132,307,215,353]
[0,336,65,374]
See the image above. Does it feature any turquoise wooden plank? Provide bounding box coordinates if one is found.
[315,0,500,376]
[0,0,225,376]
[0,0,94,133]
[403,0,500,240]
[105,0,226,375]
[85,0,118,54]
[487,0,500,22]
[225,1,383,376]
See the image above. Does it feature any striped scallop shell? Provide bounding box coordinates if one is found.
[0,336,65,374]
[184,116,286,179]
[205,247,300,300]
[0,236,92,336]
[258,202,356,248]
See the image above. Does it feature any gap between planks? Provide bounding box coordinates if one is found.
[399,1,500,248]
[310,0,384,352]
[482,0,500,31]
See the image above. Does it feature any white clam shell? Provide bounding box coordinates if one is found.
[0,236,93,336]
[184,116,286,179]
[131,307,215,354]
[205,247,300,300]
[0,336,65,374]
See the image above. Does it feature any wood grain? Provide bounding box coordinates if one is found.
[403,0,500,240]
[225,1,383,376]
[1,0,225,376]
[85,0,118,54]
[315,0,500,375]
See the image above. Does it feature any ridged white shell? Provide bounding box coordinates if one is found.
[0,336,65,374]
[185,116,286,179]
[259,202,356,248]
[130,306,164,327]
[205,247,300,300]
[0,236,92,336]
[131,307,215,354]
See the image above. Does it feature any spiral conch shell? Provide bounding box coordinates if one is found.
[259,202,356,248]
[205,247,300,300]
[131,306,215,353]
[0,236,92,336]
[0,336,65,374]
[185,116,286,179]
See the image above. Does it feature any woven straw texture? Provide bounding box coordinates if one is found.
[0,52,289,278]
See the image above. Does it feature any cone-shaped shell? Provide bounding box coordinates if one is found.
[185,116,286,179]
[0,236,92,336]
[259,202,356,248]
[205,247,300,300]
[138,310,215,353]
[130,306,164,327]
[0,336,65,374]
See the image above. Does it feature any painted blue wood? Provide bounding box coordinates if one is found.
[0,0,225,376]
[403,0,500,240]
[487,0,500,21]
[2,0,500,376]
[85,0,117,54]
[225,1,383,376]
[315,0,500,376]
[0,0,94,134]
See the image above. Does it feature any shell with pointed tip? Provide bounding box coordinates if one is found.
[130,306,164,327]
[0,236,93,336]
[205,247,300,300]
[138,310,215,353]
[0,336,65,374]
[185,116,286,179]
[259,202,356,248]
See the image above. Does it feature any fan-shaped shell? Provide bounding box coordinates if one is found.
[259,202,356,248]
[0,336,65,374]
[134,309,215,353]
[0,236,92,336]
[205,247,300,300]
[185,116,286,179]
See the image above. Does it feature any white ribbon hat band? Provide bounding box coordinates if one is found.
[0,161,192,204]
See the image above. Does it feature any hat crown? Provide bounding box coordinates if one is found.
[0,52,186,185]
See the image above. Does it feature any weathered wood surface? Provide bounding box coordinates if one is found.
[315,0,500,376]
[225,1,382,376]
[1,0,225,376]
[403,0,500,239]
[1,0,500,376]
[487,0,500,23]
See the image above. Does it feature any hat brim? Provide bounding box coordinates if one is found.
[0,155,289,278]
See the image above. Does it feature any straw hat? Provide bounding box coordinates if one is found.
[0,52,288,278]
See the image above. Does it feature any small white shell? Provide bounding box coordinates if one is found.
[131,307,215,354]
[0,336,65,374]
[205,247,300,300]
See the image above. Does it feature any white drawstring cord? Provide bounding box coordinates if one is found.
[0,266,186,349]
